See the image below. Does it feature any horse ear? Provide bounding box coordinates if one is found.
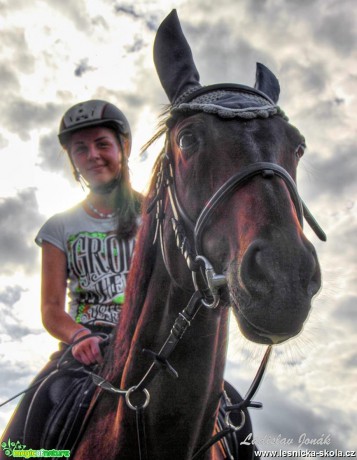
[254,63,280,103]
[154,9,201,104]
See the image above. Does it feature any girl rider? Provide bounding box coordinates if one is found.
[1,100,142,449]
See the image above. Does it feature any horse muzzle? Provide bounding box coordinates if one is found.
[229,234,321,344]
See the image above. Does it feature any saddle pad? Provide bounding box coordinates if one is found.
[24,368,96,451]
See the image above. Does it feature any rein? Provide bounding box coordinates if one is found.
[0,333,110,409]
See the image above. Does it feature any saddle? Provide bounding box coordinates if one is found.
[24,364,96,450]
[23,331,112,451]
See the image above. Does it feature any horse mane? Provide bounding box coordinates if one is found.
[103,113,170,382]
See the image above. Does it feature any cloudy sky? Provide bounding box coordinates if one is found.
[0,0,356,455]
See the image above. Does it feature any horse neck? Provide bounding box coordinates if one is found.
[121,267,230,386]
[103,235,227,454]
[116,245,229,459]
[97,173,230,458]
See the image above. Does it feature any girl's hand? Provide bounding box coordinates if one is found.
[71,330,104,365]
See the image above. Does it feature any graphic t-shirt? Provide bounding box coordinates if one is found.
[35,204,135,327]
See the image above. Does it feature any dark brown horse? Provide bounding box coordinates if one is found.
[73,10,325,460]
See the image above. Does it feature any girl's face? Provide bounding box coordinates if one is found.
[68,127,125,188]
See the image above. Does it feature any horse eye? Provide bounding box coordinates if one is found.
[177,131,198,153]
[295,143,305,160]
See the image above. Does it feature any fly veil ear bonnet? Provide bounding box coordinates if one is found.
[153,9,286,120]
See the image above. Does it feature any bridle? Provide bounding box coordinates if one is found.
[149,125,326,308]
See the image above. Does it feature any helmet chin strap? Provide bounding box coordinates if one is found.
[72,167,121,195]
[90,174,121,195]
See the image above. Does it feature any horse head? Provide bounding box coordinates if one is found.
[153,9,325,345]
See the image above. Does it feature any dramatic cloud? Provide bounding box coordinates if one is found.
[74,58,97,77]
[314,8,357,56]
[0,28,35,74]
[312,143,356,196]
[124,36,145,54]
[333,296,357,326]
[0,67,20,93]
[1,97,61,141]
[46,0,95,33]
[0,189,44,275]
[38,130,74,181]
[0,286,37,339]
[114,3,159,32]
[115,4,141,20]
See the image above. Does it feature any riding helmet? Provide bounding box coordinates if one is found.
[58,99,131,155]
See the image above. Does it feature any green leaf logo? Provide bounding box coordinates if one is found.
[1,439,26,457]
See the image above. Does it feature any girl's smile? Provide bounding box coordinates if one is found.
[69,127,123,188]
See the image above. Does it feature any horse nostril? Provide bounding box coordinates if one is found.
[240,240,273,296]
[240,238,321,300]
[306,248,321,297]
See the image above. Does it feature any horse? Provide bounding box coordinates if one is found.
[71,10,325,460]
